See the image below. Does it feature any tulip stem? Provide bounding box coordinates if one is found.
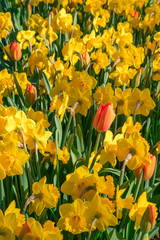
[94,132,101,153]
[35,141,41,179]
[15,61,17,72]
[61,114,72,148]
[89,146,103,172]
[134,170,144,201]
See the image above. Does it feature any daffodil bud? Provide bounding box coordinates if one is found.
[134,153,156,181]
[94,103,116,132]
[10,42,22,61]
[25,84,37,105]
[140,204,156,233]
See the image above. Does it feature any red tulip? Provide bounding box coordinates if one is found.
[25,84,37,105]
[134,153,156,181]
[10,42,22,61]
[93,103,116,132]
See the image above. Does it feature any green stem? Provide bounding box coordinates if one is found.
[35,141,41,179]
[19,175,25,207]
[89,132,101,171]
[94,132,101,153]
[0,180,5,211]
[105,228,111,240]
[61,114,72,148]
[134,170,144,201]
[15,61,17,72]
[55,130,60,191]
[14,176,21,208]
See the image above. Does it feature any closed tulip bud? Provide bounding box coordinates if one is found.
[27,4,32,18]
[82,52,90,66]
[18,222,30,240]
[134,11,140,20]
[10,42,22,61]
[140,204,156,233]
[49,11,54,18]
[25,84,37,105]
[134,153,156,181]
[93,103,116,132]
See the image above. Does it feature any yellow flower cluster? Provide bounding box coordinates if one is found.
[0,0,159,239]
[0,200,63,240]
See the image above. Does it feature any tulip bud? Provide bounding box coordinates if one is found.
[49,11,54,18]
[27,4,32,18]
[140,204,156,233]
[10,42,22,61]
[134,11,140,20]
[82,52,90,66]
[93,103,116,132]
[18,222,30,240]
[134,153,156,181]
[25,84,37,105]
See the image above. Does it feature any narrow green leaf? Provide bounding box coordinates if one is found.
[54,115,62,147]
[66,133,74,151]
[76,124,85,153]
[12,72,25,106]
[42,34,50,50]
[71,145,81,165]
[42,72,52,101]
[109,229,125,240]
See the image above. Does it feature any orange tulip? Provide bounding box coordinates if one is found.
[93,103,116,132]
[10,42,22,61]
[134,153,156,181]
[140,204,156,233]
[25,84,37,105]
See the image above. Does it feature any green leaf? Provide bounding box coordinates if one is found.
[54,115,62,147]
[100,168,121,176]
[146,182,160,198]
[149,194,160,204]
[76,124,85,153]
[70,145,81,165]
[42,34,50,50]
[66,133,74,151]
[42,72,52,101]
[109,229,125,240]
[120,180,130,190]
[12,72,25,107]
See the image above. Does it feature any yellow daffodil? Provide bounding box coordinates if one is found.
[85,194,118,232]
[115,88,131,116]
[29,176,60,216]
[115,186,134,219]
[117,132,151,170]
[100,130,123,167]
[91,49,109,74]
[128,88,155,116]
[25,123,52,150]
[93,82,117,108]
[57,198,89,234]
[0,141,29,180]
